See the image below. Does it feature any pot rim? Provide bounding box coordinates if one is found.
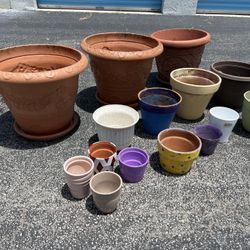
[209,106,239,122]
[118,147,149,168]
[81,32,163,61]
[64,155,94,177]
[192,124,223,141]
[244,90,250,102]
[90,171,122,195]
[138,87,182,109]
[211,61,250,82]
[157,128,202,154]
[170,68,221,95]
[93,104,139,130]
[151,28,211,48]
[0,44,88,84]
[88,141,117,160]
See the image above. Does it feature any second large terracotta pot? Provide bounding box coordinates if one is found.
[81,32,163,107]
[0,44,88,140]
[151,28,211,83]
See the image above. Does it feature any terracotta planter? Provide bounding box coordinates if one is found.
[81,32,163,107]
[157,128,201,175]
[211,61,250,108]
[151,28,211,83]
[88,141,118,174]
[170,68,221,120]
[0,44,88,140]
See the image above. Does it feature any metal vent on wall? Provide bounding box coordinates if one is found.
[37,0,162,12]
[197,0,250,14]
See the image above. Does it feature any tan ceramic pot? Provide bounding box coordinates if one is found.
[0,44,88,140]
[170,68,221,120]
[81,32,163,107]
[151,28,211,83]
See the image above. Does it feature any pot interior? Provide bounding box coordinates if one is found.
[90,143,116,159]
[214,64,250,78]
[97,112,135,128]
[119,149,148,167]
[173,69,220,86]
[153,29,207,41]
[210,107,239,121]
[85,33,159,52]
[0,45,81,73]
[91,173,121,194]
[67,160,91,175]
[160,129,200,152]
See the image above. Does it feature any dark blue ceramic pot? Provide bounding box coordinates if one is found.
[138,87,182,135]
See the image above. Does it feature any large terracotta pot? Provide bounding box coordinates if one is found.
[211,61,250,108]
[0,44,88,140]
[151,28,211,83]
[81,32,163,107]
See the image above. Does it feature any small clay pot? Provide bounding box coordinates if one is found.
[242,91,250,132]
[63,156,94,199]
[138,87,182,135]
[92,104,139,150]
[157,128,201,175]
[90,171,122,214]
[118,147,149,183]
[211,61,250,108]
[170,68,221,120]
[0,44,88,140]
[193,124,222,156]
[151,28,211,83]
[209,107,239,143]
[88,141,117,174]
[81,32,163,107]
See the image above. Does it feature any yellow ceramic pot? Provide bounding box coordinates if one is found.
[170,68,221,120]
[157,128,202,174]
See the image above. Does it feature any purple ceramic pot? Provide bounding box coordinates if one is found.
[193,124,222,156]
[118,147,149,183]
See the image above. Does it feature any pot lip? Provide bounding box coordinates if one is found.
[90,171,122,195]
[88,141,117,160]
[244,90,250,102]
[118,147,149,168]
[0,44,88,84]
[192,124,223,141]
[170,68,221,94]
[157,128,202,154]
[138,87,182,109]
[211,61,250,82]
[92,104,140,130]
[63,155,94,177]
[209,106,239,122]
[151,28,211,48]
[81,32,163,61]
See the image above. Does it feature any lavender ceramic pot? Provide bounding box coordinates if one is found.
[193,124,222,155]
[118,147,149,183]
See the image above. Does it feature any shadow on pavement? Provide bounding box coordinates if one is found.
[88,133,99,146]
[85,195,108,215]
[233,118,250,139]
[76,86,100,114]
[0,111,79,150]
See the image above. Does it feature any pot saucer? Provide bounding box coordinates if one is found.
[14,112,80,141]
[95,93,138,108]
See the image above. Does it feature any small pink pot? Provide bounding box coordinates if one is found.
[63,156,94,199]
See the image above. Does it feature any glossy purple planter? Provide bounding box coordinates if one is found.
[193,124,222,156]
[118,147,149,183]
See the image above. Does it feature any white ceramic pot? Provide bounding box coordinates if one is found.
[93,105,139,150]
[209,106,239,143]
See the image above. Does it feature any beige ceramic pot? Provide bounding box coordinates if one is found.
[90,171,122,214]
[170,68,221,120]
[0,44,88,140]
[81,32,163,107]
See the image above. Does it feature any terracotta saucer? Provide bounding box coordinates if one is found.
[14,112,80,141]
[95,92,138,108]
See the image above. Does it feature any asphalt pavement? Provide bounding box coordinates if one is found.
[0,10,250,250]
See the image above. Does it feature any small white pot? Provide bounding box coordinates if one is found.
[93,105,139,150]
[209,106,239,143]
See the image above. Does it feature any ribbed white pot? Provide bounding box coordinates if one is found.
[93,105,139,150]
